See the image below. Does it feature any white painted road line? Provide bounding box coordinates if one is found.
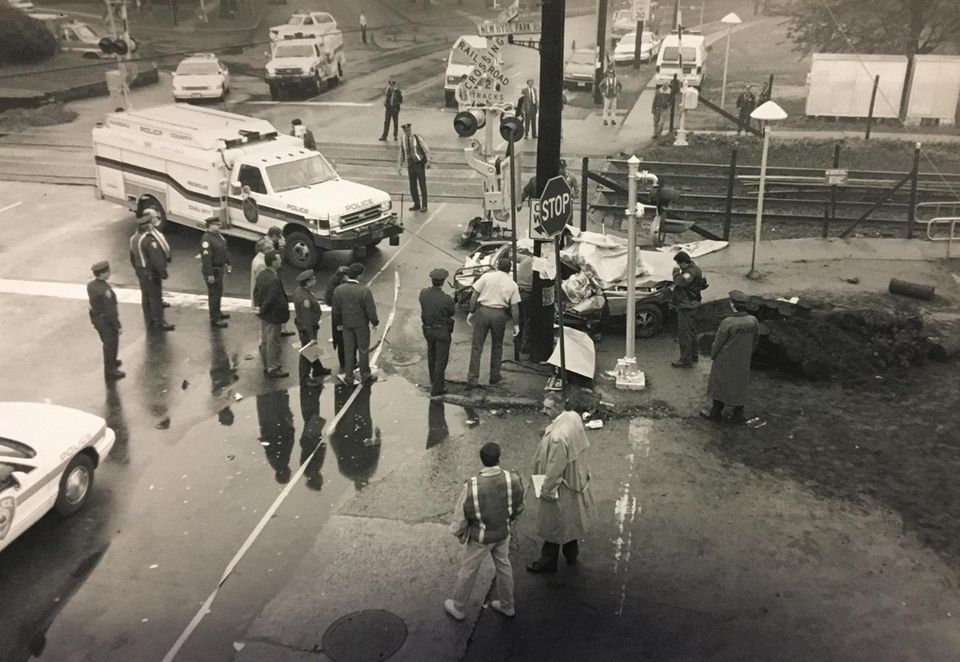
[0,201,23,215]
[613,418,651,616]
[0,278,331,313]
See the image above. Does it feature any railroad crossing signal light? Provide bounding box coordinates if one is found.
[453,109,486,137]
[499,114,523,142]
[98,37,130,55]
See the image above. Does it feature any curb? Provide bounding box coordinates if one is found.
[0,65,160,111]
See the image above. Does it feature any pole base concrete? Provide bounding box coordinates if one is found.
[613,357,646,391]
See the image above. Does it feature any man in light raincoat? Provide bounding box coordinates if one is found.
[701,293,760,424]
[527,394,596,573]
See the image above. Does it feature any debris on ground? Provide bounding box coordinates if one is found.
[841,276,860,285]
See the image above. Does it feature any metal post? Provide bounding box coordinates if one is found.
[720,26,732,108]
[906,142,921,239]
[747,122,771,279]
[624,155,639,356]
[699,0,704,25]
[865,74,880,139]
[554,235,567,392]
[509,138,519,279]
[633,19,645,70]
[829,142,840,228]
[104,0,130,110]
[674,80,688,146]
[171,0,178,26]
[119,0,132,109]
[580,156,589,231]
[669,74,678,132]
[672,0,680,28]
[593,0,608,104]
[821,200,830,238]
[722,147,737,240]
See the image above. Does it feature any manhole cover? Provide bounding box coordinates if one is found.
[323,609,407,662]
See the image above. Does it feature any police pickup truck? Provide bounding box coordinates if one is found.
[265,33,345,99]
[92,105,400,268]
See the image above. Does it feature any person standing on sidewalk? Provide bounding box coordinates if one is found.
[379,80,403,141]
[325,265,351,371]
[250,232,280,305]
[466,256,521,388]
[419,267,455,396]
[87,260,124,381]
[520,79,538,139]
[736,84,757,135]
[254,251,290,379]
[600,67,622,126]
[445,442,525,621]
[144,208,172,309]
[331,263,379,385]
[527,394,596,574]
[293,270,332,386]
[129,216,173,331]
[651,83,672,138]
[200,217,231,328]
[701,295,759,424]
[359,10,368,44]
[670,251,707,368]
[398,122,429,212]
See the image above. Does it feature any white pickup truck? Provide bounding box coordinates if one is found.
[265,34,345,99]
[92,105,401,268]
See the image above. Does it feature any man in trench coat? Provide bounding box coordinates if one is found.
[527,393,596,574]
[701,294,760,424]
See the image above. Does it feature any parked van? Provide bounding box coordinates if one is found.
[654,30,706,87]
[444,35,502,107]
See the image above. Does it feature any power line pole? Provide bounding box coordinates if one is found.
[527,0,566,363]
[592,0,607,104]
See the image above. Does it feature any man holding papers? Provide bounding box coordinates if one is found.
[292,270,332,387]
[527,394,596,574]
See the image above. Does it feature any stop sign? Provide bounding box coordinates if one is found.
[537,175,572,237]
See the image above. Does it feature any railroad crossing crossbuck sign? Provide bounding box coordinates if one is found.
[537,176,573,237]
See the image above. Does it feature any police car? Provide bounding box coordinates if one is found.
[172,53,231,101]
[0,403,116,553]
[269,10,338,41]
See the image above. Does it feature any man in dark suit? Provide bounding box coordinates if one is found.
[331,262,379,386]
[398,122,429,212]
[520,79,539,139]
[293,269,332,386]
[253,251,290,378]
[379,80,403,141]
[87,260,124,380]
[419,267,456,396]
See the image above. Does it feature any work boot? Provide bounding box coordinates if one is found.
[210,320,228,328]
[219,313,231,320]
[443,599,465,621]
[671,360,693,368]
[699,407,722,422]
[490,600,515,617]
[105,370,126,381]
[315,366,333,376]
[266,369,289,379]
[526,559,557,574]
[729,406,746,425]
[156,323,175,332]
[161,301,171,308]
[562,539,579,564]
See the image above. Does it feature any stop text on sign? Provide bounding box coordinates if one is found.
[541,192,571,220]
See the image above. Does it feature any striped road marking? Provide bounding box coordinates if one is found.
[0,201,23,214]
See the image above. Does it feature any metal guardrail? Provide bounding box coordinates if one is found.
[926,216,960,258]
[916,201,960,223]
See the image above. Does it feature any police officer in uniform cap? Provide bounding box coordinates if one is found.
[130,215,174,331]
[201,217,232,328]
[87,260,124,380]
[419,267,455,396]
[293,269,333,387]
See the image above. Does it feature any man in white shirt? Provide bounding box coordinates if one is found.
[467,256,521,387]
[398,122,430,212]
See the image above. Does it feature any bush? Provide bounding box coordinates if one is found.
[0,7,58,65]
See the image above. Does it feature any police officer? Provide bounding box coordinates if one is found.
[130,216,173,331]
[671,251,707,368]
[143,208,172,309]
[419,267,455,396]
[201,217,231,328]
[293,269,332,387]
[87,260,124,380]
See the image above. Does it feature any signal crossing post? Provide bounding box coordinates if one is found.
[103,0,131,109]
[538,176,573,391]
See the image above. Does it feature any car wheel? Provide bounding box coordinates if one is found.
[55,454,95,517]
[269,83,280,101]
[444,89,456,108]
[313,72,322,96]
[285,230,320,269]
[140,199,173,233]
[82,52,99,59]
[635,304,664,338]
[366,238,382,248]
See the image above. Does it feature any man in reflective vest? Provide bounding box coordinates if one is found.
[445,442,525,621]
[129,216,174,331]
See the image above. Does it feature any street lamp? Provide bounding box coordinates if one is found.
[719,12,741,109]
[746,100,788,280]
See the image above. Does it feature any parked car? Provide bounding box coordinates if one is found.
[613,30,661,64]
[611,9,634,42]
[0,402,116,553]
[563,48,596,90]
[7,0,35,11]
[269,10,337,41]
[172,53,230,101]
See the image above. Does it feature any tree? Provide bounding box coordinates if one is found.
[786,0,960,59]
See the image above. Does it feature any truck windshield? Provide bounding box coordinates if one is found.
[267,156,337,192]
[273,44,315,58]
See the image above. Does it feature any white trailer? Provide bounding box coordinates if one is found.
[92,105,400,269]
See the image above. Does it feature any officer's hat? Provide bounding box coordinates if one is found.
[91,260,110,275]
[401,123,412,129]
[136,214,154,226]
[429,267,449,281]
[296,269,315,283]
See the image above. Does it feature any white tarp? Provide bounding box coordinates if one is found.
[806,54,906,118]
[547,326,596,379]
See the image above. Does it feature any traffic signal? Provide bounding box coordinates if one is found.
[499,113,523,142]
[98,37,130,55]
[453,109,485,138]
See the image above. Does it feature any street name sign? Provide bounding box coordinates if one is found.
[537,176,573,237]
[478,20,542,36]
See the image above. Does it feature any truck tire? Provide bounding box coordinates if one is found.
[140,199,173,233]
[269,83,280,101]
[55,453,95,517]
[285,230,321,269]
[444,90,456,108]
[634,304,664,338]
[312,72,322,96]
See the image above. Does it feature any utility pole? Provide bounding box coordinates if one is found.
[592,0,607,104]
[104,0,131,109]
[527,0,566,363]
